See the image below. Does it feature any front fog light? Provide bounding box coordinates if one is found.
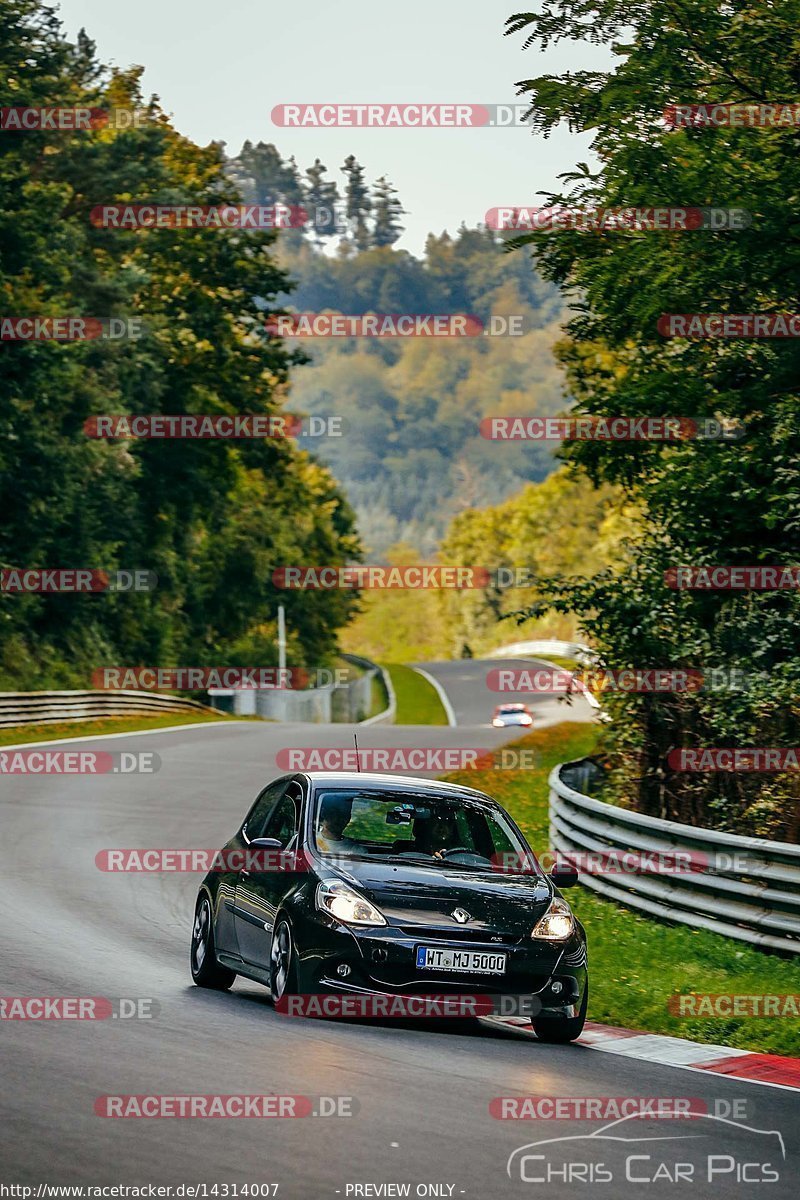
[532,898,574,941]
[316,879,387,927]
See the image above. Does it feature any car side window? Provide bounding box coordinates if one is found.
[263,791,301,849]
[243,779,289,841]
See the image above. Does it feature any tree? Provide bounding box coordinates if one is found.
[503,0,800,839]
[304,158,340,244]
[371,175,405,247]
[279,225,565,558]
[282,154,305,205]
[0,0,360,687]
[438,470,634,657]
[341,155,372,250]
[227,140,295,209]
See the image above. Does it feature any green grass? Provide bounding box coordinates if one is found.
[369,672,390,720]
[384,663,449,725]
[0,709,254,746]
[443,722,800,1057]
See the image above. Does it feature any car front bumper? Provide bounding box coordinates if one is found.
[289,911,588,1020]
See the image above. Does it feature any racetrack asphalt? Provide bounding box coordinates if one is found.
[1,663,795,1196]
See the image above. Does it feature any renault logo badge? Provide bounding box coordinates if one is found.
[451,908,471,924]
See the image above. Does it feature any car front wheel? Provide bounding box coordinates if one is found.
[190,894,236,990]
[269,916,298,1002]
[532,983,588,1044]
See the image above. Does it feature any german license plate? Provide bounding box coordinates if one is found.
[415,946,507,974]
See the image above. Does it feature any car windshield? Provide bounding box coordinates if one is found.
[312,788,536,873]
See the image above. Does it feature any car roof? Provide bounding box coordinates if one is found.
[301,771,493,801]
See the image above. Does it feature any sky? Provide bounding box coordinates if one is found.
[53,0,614,254]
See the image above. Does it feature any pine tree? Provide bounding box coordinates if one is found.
[341,155,371,251]
[304,158,340,244]
[229,141,291,208]
[282,155,305,205]
[371,175,405,247]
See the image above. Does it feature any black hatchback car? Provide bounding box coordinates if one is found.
[190,771,588,1042]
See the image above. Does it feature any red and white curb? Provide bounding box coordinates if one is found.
[492,1019,800,1091]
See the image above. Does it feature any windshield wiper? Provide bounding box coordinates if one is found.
[390,854,490,871]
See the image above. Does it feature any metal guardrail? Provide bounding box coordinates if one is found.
[0,689,215,728]
[491,639,597,664]
[348,655,395,726]
[549,758,800,954]
[209,654,392,725]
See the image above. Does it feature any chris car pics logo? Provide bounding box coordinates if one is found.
[506,1112,785,1184]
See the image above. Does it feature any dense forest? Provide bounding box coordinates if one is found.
[0,2,360,687]
[496,0,800,840]
[280,231,566,554]
[225,141,568,554]
[340,468,636,662]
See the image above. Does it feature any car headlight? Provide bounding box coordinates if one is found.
[316,879,387,927]
[532,898,574,941]
[492,718,504,727]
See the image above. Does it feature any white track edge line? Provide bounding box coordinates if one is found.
[411,667,457,727]
[0,720,255,751]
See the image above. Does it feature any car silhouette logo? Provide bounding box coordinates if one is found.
[506,1112,786,1179]
[451,908,471,923]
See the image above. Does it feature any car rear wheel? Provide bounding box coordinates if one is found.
[191,894,236,990]
[270,916,298,1002]
[532,983,588,1044]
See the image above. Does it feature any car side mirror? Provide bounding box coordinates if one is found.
[248,837,284,850]
[549,862,579,888]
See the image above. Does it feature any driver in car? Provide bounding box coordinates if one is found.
[316,795,358,856]
[419,809,461,859]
